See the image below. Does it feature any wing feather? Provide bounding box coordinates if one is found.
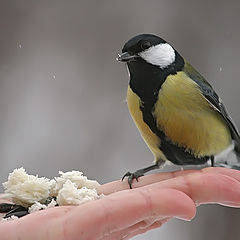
[183,62,240,145]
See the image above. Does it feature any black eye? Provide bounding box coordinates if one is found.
[140,41,151,50]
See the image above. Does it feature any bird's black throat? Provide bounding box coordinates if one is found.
[128,51,184,102]
[128,51,184,125]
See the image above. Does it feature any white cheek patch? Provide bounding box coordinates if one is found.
[139,43,175,69]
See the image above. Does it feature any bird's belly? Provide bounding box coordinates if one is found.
[127,86,167,161]
[154,73,232,157]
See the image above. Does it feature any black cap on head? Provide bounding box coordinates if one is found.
[122,34,167,54]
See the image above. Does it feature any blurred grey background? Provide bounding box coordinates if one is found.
[0,0,240,239]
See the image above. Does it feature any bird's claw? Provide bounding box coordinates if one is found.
[122,171,144,189]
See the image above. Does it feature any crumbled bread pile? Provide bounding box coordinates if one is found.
[2,168,101,213]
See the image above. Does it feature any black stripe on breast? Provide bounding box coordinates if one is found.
[128,52,209,165]
[140,99,209,165]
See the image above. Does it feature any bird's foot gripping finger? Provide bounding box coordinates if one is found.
[121,162,163,189]
[122,170,145,189]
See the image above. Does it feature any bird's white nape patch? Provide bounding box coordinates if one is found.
[139,43,175,69]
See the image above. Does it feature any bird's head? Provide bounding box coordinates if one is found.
[117,34,176,69]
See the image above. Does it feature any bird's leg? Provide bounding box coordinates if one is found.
[209,156,240,169]
[122,160,164,189]
[210,156,215,167]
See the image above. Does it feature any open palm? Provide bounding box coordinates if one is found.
[1,167,240,240]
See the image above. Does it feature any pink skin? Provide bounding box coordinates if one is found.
[0,167,240,240]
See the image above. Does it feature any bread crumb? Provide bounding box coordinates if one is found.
[29,199,57,213]
[2,168,55,207]
[1,168,102,216]
[52,170,100,196]
[1,215,19,221]
[57,180,99,206]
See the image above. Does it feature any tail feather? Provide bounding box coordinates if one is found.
[230,164,240,170]
[234,139,240,160]
[214,162,240,170]
[214,142,240,170]
[232,145,240,169]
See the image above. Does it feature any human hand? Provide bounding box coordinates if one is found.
[0,167,240,240]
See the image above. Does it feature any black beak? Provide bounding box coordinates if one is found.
[116,52,139,62]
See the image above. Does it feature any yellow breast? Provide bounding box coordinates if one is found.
[127,86,167,161]
[154,72,231,157]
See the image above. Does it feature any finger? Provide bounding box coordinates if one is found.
[102,169,240,239]
[102,218,168,240]
[98,170,192,195]
[0,194,12,204]
[105,218,170,240]
[141,172,240,207]
[0,206,74,240]
[202,167,240,181]
[0,189,193,240]
[98,167,240,194]
[63,188,196,240]
[122,220,165,240]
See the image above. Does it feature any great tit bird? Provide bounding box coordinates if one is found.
[117,34,240,188]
